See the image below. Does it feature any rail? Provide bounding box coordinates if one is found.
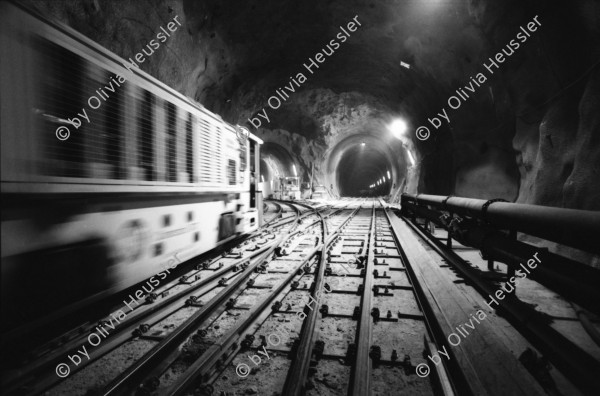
[400,194,600,394]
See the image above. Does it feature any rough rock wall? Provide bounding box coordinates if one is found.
[22,0,234,106]
[237,88,418,196]
[258,128,323,183]
[469,0,600,210]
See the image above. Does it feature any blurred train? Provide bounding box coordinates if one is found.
[0,2,263,330]
[279,176,301,200]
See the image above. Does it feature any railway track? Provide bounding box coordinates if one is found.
[262,201,282,225]
[0,200,337,395]
[3,198,598,396]
[241,201,443,396]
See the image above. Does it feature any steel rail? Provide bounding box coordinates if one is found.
[382,207,464,395]
[100,241,281,395]
[266,200,323,230]
[350,202,376,396]
[401,214,600,395]
[423,335,455,396]
[164,204,350,395]
[401,202,600,315]
[2,243,280,396]
[146,217,328,392]
[401,194,600,254]
[262,201,283,226]
[281,207,360,395]
[100,202,314,395]
[164,241,324,395]
[8,201,356,396]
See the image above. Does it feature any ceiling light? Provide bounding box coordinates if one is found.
[387,170,391,179]
[400,61,410,69]
[261,175,265,182]
[292,164,297,177]
[388,118,407,140]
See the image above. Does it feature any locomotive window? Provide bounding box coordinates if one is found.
[105,74,124,179]
[165,101,177,182]
[138,90,155,181]
[186,113,194,183]
[153,243,163,256]
[227,159,236,185]
[79,63,113,177]
[36,39,85,177]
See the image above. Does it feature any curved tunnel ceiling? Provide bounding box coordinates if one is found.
[260,142,296,182]
[30,0,600,209]
[326,133,406,197]
[336,144,392,196]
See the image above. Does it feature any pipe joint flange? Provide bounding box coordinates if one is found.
[481,198,508,220]
[441,195,455,211]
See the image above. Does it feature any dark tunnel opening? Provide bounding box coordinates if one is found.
[260,142,295,182]
[336,144,392,197]
[259,159,271,181]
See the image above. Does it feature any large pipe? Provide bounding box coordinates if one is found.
[402,201,600,314]
[401,194,600,254]
[399,211,600,395]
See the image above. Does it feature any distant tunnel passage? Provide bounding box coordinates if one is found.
[260,142,296,181]
[326,133,404,197]
[336,144,392,196]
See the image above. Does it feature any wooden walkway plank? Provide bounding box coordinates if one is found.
[387,212,545,396]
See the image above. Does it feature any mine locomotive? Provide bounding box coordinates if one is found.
[0,2,263,329]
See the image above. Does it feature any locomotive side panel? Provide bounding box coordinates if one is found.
[0,2,261,330]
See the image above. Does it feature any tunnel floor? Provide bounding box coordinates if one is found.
[2,199,598,396]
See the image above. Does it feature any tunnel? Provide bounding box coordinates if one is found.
[1,0,600,395]
[326,133,401,197]
[335,142,392,196]
[260,142,297,182]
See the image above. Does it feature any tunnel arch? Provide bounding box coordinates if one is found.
[260,142,296,182]
[325,133,409,197]
[336,144,392,196]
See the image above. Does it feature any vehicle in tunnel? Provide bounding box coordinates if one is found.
[278,176,301,200]
[0,1,264,331]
